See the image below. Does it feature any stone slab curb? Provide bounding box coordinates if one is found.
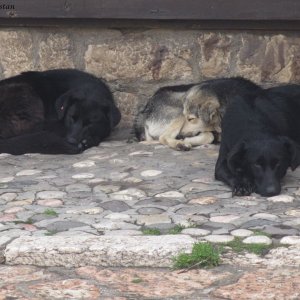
[4,234,196,268]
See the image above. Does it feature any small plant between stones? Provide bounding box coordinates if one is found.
[225,237,273,255]
[14,218,34,225]
[43,209,58,217]
[252,230,271,237]
[168,224,186,234]
[44,230,58,236]
[173,242,221,270]
[168,224,197,234]
[131,277,143,284]
[142,227,161,235]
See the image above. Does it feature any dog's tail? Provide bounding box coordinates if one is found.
[132,112,146,141]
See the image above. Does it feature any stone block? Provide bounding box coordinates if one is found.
[236,33,300,83]
[85,34,193,82]
[5,235,195,268]
[0,30,34,78]
[39,33,74,70]
[113,92,139,127]
[198,32,234,78]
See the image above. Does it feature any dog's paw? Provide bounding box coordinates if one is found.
[176,141,192,151]
[78,139,89,151]
[65,143,82,154]
[232,180,255,196]
[127,136,139,144]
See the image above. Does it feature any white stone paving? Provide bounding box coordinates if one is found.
[243,236,272,245]
[280,236,300,245]
[140,170,162,177]
[0,132,300,267]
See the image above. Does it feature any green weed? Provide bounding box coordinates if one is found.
[173,242,221,269]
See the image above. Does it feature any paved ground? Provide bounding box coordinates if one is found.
[0,128,300,299]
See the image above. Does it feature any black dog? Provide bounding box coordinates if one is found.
[0,69,121,154]
[215,82,300,197]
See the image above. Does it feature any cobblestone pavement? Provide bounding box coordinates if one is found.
[1,128,300,299]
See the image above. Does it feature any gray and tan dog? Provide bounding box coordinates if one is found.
[133,77,259,151]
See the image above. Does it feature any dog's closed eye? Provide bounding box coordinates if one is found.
[187,114,197,122]
[254,158,265,169]
[270,158,280,169]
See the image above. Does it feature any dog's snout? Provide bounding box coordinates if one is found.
[262,185,281,197]
[67,136,78,145]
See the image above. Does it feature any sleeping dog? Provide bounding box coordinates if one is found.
[0,69,121,154]
[215,83,300,197]
[133,77,258,150]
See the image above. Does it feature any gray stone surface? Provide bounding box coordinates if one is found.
[46,221,88,232]
[5,235,195,267]
[99,200,131,212]
[0,131,300,267]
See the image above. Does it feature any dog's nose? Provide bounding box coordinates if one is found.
[67,137,77,145]
[263,185,280,197]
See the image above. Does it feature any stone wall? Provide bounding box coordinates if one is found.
[1,26,300,127]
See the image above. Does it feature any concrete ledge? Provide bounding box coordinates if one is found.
[4,235,195,268]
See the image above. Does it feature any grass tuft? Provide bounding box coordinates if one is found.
[44,230,57,236]
[252,230,271,237]
[43,209,58,217]
[173,242,221,269]
[168,224,186,234]
[13,218,34,225]
[225,237,273,255]
[131,278,143,283]
[142,228,161,235]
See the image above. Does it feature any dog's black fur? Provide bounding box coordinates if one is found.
[215,83,300,197]
[0,69,121,154]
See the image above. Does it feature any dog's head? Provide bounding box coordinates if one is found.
[55,86,111,150]
[227,137,300,196]
[183,86,221,131]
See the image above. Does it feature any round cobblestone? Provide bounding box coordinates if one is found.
[280,236,300,245]
[4,207,25,214]
[73,160,95,168]
[285,209,300,217]
[210,215,240,223]
[36,199,63,207]
[243,236,272,245]
[204,235,234,243]
[252,213,279,221]
[137,207,165,215]
[181,228,210,236]
[66,184,91,193]
[37,191,66,199]
[0,193,17,202]
[231,229,253,237]
[104,213,132,221]
[155,191,184,198]
[93,185,121,194]
[16,170,42,176]
[267,195,294,203]
[141,170,162,177]
[0,177,14,183]
[72,173,95,179]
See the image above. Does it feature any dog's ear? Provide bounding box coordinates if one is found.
[200,100,220,125]
[281,136,300,171]
[55,92,75,120]
[227,141,246,174]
